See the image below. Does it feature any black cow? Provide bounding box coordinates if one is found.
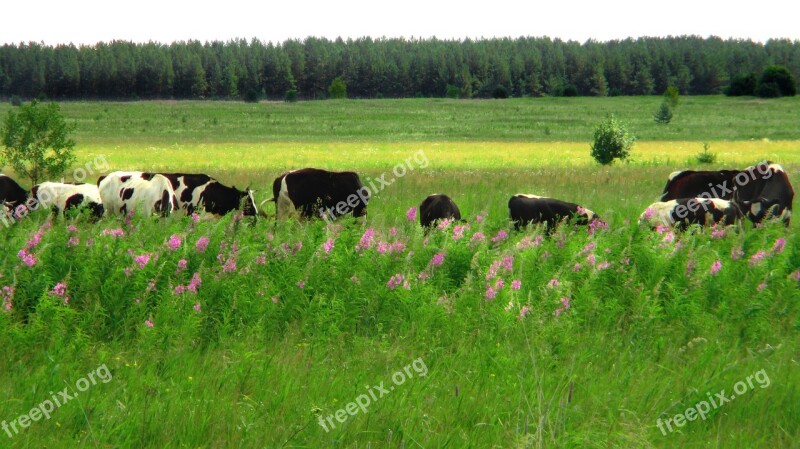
[660,162,793,224]
[0,174,29,210]
[419,194,461,228]
[159,173,259,216]
[272,168,368,221]
[509,194,600,232]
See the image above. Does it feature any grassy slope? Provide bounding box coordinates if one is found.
[0,97,798,449]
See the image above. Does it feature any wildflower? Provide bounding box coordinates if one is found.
[1,286,14,312]
[67,236,79,247]
[494,278,505,290]
[547,279,559,288]
[405,207,417,222]
[731,246,744,260]
[710,260,722,275]
[376,241,390,254]
[167,234,182,251]
[174,285,186,294]
[195,236,210,253]
[193,302,201,313]
[470,232,485,244]
[271,296,279,304]
[554,297,571,316]
[187,273,202,292]
[501,255,514,271]
[67,225,78,232]
[772,238,786,254]
[452,224,467,240]
[146,279,157,292]
[476,211,487,223]
[581,242,596,255]
[519,305,531,319]
[655,224,670,234]
[643,208,655,221]
[511,279,521,290]
[418,271,430,281]
[484,285,497,300]
[491,230,508,243]
[596,261,611,270]
[791,271,800,281]
[586,254,596,266]
[588,219,608,236]
[431,252,445,267]
[389,227,398,236]
[662,232,675,244]
[134,254,151,269]
[437,218,453,230]
[176,259,188,273]
[749,250,768,266]
[191,213,200,223]
[322,238,335,255]
[390,241,406,253]
[17,249,36,268]
[102,228,125,237]
[517,235,543,250]
[256,253,267,265]
[356,229,376,251]
[710,228,725,239]
[350,275,360,284]
[297,280,305,289]
[387,274,405,290]
[757,282,767,292]
[685,260,696,276]
[145,317,154,328]
[504,300,515,311]
[123,267,133,277]
[573,263,582,271]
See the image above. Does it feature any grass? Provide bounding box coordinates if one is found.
[0,97,798,448]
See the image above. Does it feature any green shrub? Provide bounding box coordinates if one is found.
[328,77,347,99]
[725,73,757,96]
[562,85,578,97]
[758,65,796,97]
[755,82,782,98]
[445,84,460,99]
[284,89,298,102]
[242,88,261,103]
[492,85,509,99]
[653,101,673,124]
[663,85,680,107]
[10,95,22,106]
[694,142,717,164]
[590,115,635,165]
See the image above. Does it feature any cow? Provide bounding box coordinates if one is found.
[272,168,368,222]
[660,161,793,224]
[508,194,600,232]
[639,198,743,229]
[158,173,259,217]
[0,174,29,210]
[98,172,178,216]
[419,194,461,228]
[30,182,104,219]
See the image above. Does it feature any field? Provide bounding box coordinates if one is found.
[0,96,798,448]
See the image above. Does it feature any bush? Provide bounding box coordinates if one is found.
[755,82,782,98]
[1,100,76,185]
[242,88,261,103]
[10,95,22,106]
[284,89,298,102]
[663,85,680,107]
[562,85,578,97]
[695,142,717,164]
[758,65,796,97]
[492,85,509,99]
[653,101,673,124]
[590,116,635,165]
[445,84,460,99]
[725,73,757,96]
[328,77,347,99]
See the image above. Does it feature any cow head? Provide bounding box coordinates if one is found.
[737,197,782,224]
[238,185,259,217]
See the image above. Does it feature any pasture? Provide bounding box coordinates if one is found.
[0,96,798,448]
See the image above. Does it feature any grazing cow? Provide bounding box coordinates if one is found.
[98,172,178,216]
[509,194,600,232]
[0,174,29,210]
[272,168,368,221]
[419,194,461,228]
[30,182,104,218]
[639,198,743,229]
[159,173,259,216]
[660,161,793,224]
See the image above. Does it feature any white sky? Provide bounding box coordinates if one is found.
[2,0,798,46]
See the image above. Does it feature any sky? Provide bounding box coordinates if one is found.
[2,0,798,46]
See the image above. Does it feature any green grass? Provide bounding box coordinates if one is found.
[0,97,798,448]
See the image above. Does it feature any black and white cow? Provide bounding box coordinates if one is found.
[159,173,259,216]
[0,174,29,210]
[30,182,104,218]
[509,194,600,232]
[639,198,744,229]
[419,194,461,228]
[98,172,179,216]
[272,168,368,221]
[660,162,793,224]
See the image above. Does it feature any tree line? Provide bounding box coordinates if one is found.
[0,36,798,101]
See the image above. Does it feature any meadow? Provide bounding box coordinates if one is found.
[0,96,798,448]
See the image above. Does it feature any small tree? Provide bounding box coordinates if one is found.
[653,100,673,124]
[725,73,757,96]
[590,116,635,165]
[758,65,796,97]
[694,142,717,164]
[328,77,347,99]
[663,85,680,107]
[284,89,298,102]
[1,100,76,185]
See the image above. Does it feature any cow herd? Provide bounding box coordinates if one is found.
[0,161,794,234]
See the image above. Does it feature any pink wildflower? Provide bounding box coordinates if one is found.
[437,218,453,229]
[356,229,376,251]
[193,302,201,313]
[406,207,417,222]
[547,279,559,288]
[710,228,725,239]
[757,282,767,292]
[67,236,79,247]
[322,238,335,255]
[772,238,786,254]
[791,271,800,281]
[191,213,200,223]
[187,273,202,292]
[470,232,486,244]
[387,274,405,290]
[452,224,467,240]
[596,261,611,270]
[573,263,582,271]
[511,279,521,290]
[476,211,487,223]
[297,280,305,289]
[519,305,531,319]
[256,253,267,265]
[67,225,78,232]
[749,250,768,266]
[195,236,210,253]
[17,249,36,268]
[731,246,744,260]
[174,285,186,294]
[145,317,154,328]
[176,259,188,273]
[554,297,571,316]
[491,230,508,243]
[134,254,151,269]
[485,285,497,300]
[102,228,125,237]
[431,252,445,267]
[167,234,182,251]
[1,286,14,312]
[710,260,722,275]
